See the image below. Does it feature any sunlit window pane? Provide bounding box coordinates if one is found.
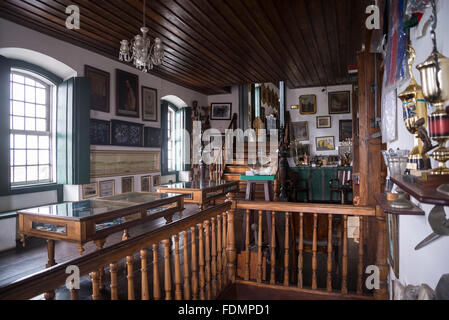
[13,83,24,101]
[36,105,46,118]
[15,135,26,149]
[13,116,24,130]
[14,150,26,165]
[36,88,46,104]
[39,136,49,149]
[39,165,50,180]
[39,150,49,164]
[25,77,35,86]
[27,166,38,181]
[35,82,45,89]
[25,86,35,103]
[27,150,38,165]
[36,119,46,132]
[25,118,36,131]
[25,103,35,117]
[27,135,38,148]
[14,167,26,183]
[12,101,24,116]
[12,74,24,84]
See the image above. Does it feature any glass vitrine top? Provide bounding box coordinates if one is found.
[160,180,235,190]
[19,193,180,219]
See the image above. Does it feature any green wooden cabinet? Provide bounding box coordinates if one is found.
[290,166,353,203]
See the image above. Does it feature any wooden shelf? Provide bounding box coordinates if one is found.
[390,175,449,206]
[374,193,425,216]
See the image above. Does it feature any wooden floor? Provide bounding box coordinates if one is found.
[0,203,367,300]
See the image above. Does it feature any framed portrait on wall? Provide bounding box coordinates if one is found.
[290,121,309,142]
[141,86,157,122]
[339,120,353,141]
[121,176,134,194]
[99,180,115,197]
[85,65,110,113]
[338,145,352,158]
[210,103,232,120]
[328,91,351,114]
[111,120,144,147]
[116,69,139,118]
[299,95,317,115]
[316,136,335,151]
[316,116,331,128]
[82,182,98,199]
[89,119,110,145]
[144,127,162,148]
[141,175,152,192]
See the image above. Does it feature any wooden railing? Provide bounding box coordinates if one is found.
[0,203,232,300]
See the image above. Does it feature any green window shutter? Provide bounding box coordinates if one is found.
[57,77,90,185]
[0,56,11,193]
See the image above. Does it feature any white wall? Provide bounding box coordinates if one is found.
[0,17,208,212]
[386,2,449,291]
[207,85,239,133]
[286,84,353,156]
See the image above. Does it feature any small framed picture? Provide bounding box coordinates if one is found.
[338,145,352,158]
[299,95,317,115]
[210,103,232,120]
[339,120,353,141]
[82,182,98,199]
[290,121,309,142]
[153,175,161,187]
[316,136,335,151]
[85,65,110,113]
[316,116,331,128]
[99,180,115,197]
[141,86,158,122]
[121,176,134,194]
[116,69,139,118]
[329,91,351,114]
[141,175,152,192]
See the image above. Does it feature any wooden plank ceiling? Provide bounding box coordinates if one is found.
[0,0,370,95]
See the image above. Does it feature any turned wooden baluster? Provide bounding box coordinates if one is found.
[270,211,276,285]
[190,226,198,300]
[357,216,364,295]
[217,215,223,291]
[222,212,228,285]
[126,255,135,300]
[227,206,236,284]
[297,213,304,288]
[90,271,101,300]
[162,239,172,300]
[182,231,190,300]
[312,213,318,290]
[174,235,182,300]
[140,249,149,300]
[327,214,333,292]
[244,209,251,281]
[109,262,118,300]
[211,217,217,298]
[284,212,290,286]
[257,210,263,283]
[152,244,161,300]
[204,221,211,299]
[94,238,106,291]
[198,223,206,300]
[342,215,348,294]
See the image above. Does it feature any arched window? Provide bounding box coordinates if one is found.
[9,70,56,185]
[167,105,176,172]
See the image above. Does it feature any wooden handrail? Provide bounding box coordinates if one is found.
[0,202,231,300]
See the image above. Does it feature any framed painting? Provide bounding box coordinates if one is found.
[144,127,162,148]
[290,121,309,142]
[89,118,110,145]
[299,95,317,115]
[111,119,143,147]
[210,103,232,120]
[99,180,115,197]
[85,65,110,113]
[141,175,152,192]
[338,145,352,158]
[316,136,335,151]
[387,214,399,278]
[116,69,139,118]
[339,120,353,141]
[82,182,98,199]
[121,176,134,194]
[329,91,351,114]
[142,86,158,122]
[316,116,331,128]
[153,175,161,187]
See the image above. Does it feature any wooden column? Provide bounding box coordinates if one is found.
[374,206,389,300]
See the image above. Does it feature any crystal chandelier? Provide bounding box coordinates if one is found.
[119,0,164,72]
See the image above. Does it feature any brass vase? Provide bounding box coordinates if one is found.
[398,46,431,172]
[417,52,449,175]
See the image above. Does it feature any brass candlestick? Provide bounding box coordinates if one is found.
[398,45,431,172]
